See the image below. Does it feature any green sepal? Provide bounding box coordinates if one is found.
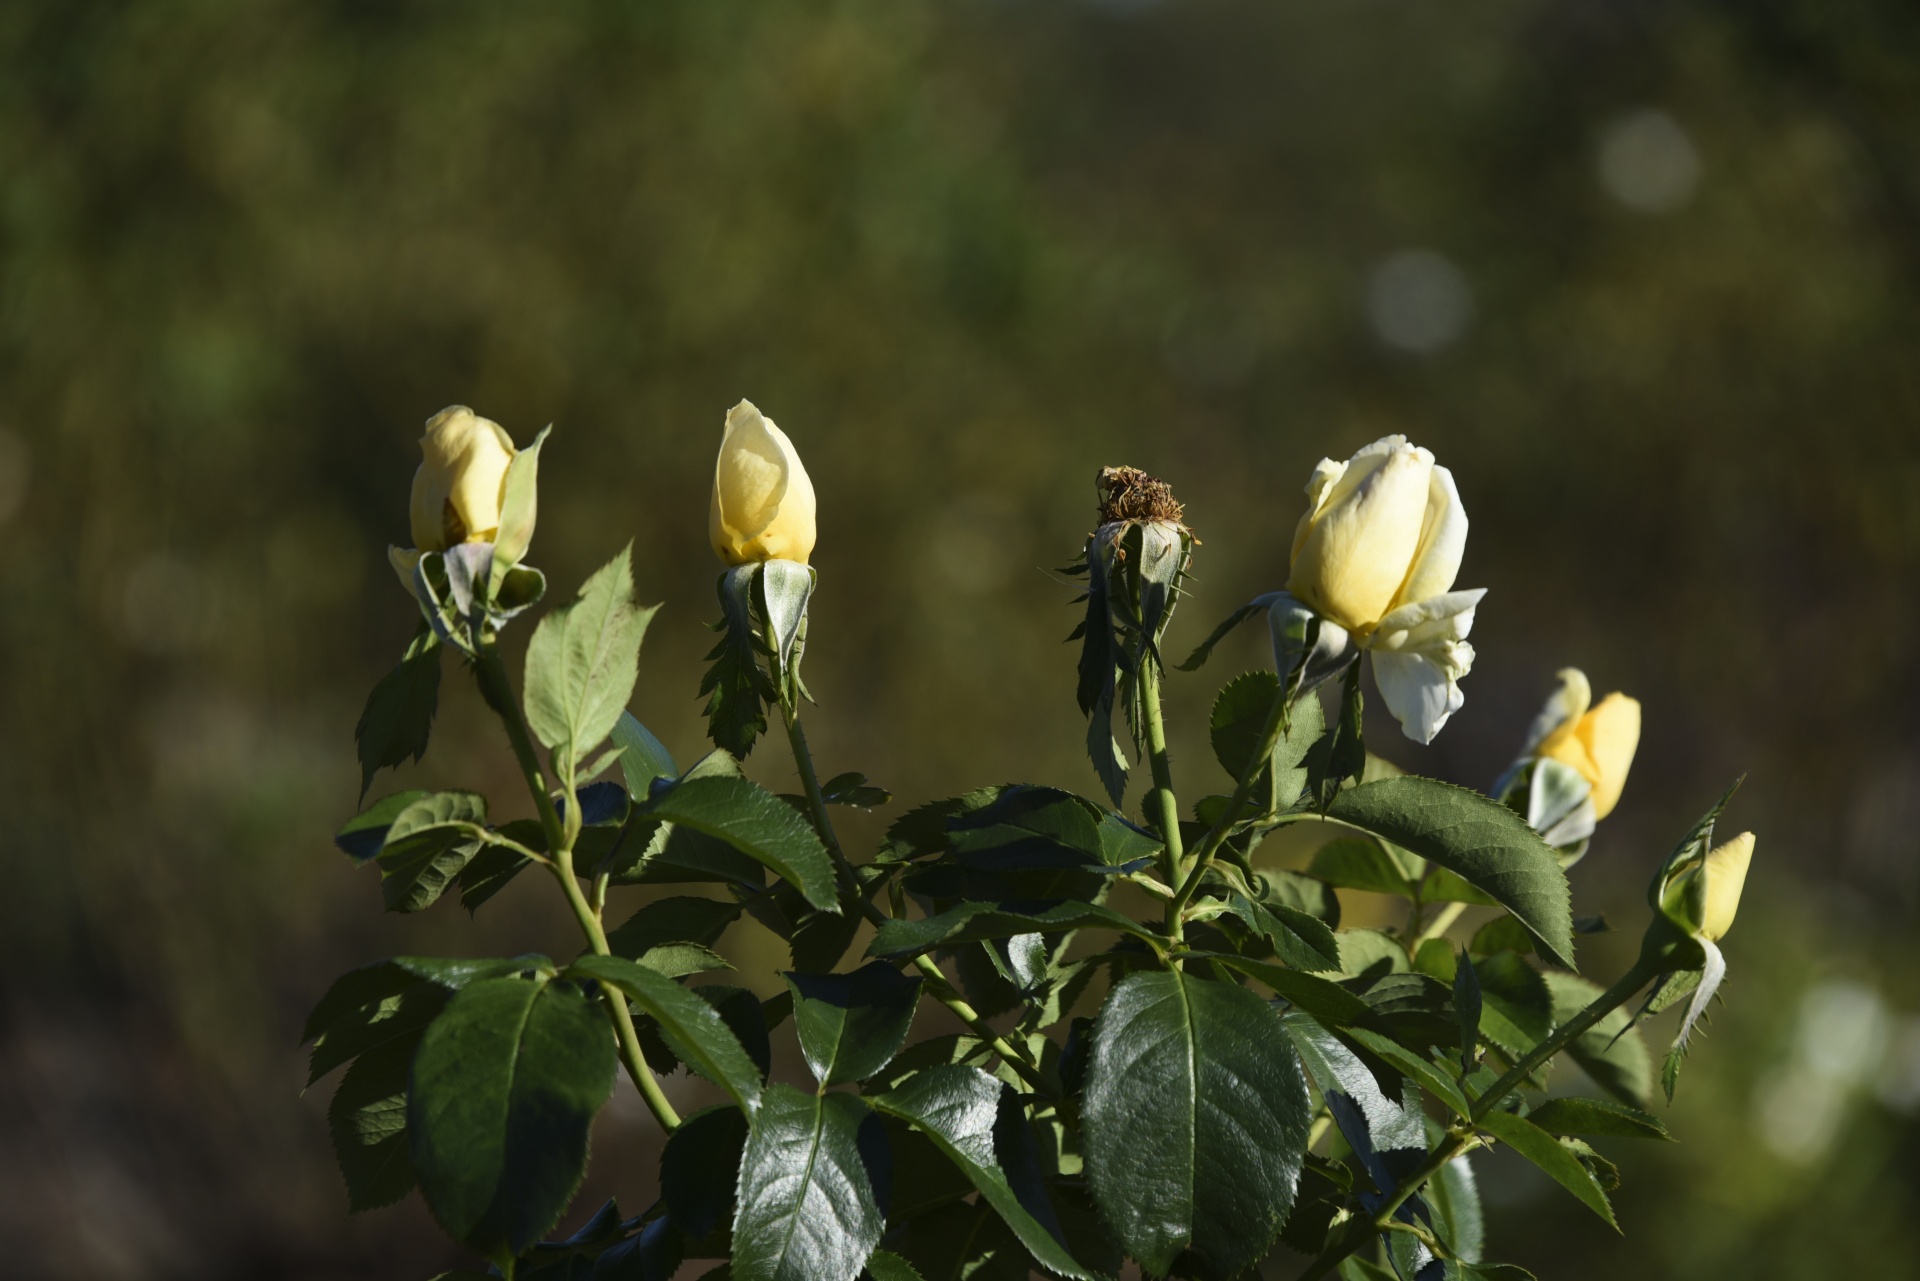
[701,565,770,759]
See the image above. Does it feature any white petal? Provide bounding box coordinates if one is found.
[1370,588,1486,651]
[1393,463,1468,608]
[1373,642,1473,744]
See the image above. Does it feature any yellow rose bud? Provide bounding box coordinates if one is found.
[1286,435,1466,634]
[709,400,817,566]
[1689,831,1755,941]
[1533,672,1642,820]
[408,405,518,551]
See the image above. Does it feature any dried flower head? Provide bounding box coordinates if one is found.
[1095,465,1190,532]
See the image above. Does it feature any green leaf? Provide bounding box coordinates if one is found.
[1545,971,1654,1110]
[593,1218,684,1281]
[662,1104,751,1239]
[868,1066,1093,1280]
[1420,867,1502,908]
[608,819,769,889]
[1326,778,1575,968]
[303,955,553,1049]
[1451,1264,1537,1281]
[1453,950,1483,1071]
[1307,660,1366,807]
[634,984,775,1082]
[613,710,680,797]
[894,1201,1028,1281]
[1469,915,1533,957]
[606,896,743,959]
[637,943,733,979]
[868,900,1155,959]
[702,564,769,759]
[1475,1111,1618,1229]
[640,774,838,912]
[457,843,532,914]
[821,772,892,810]
[731,1084,887,1281]
[1219,894,1340,972]
[408,974,618,1255]
[564,953,763,1112]
[1526,1097,1672,1141]
[1283,1013,1425,1177]
[1342,1028,1472,1119]
[1082,970,1311,1276]
[1429,1147,1485,1264]
[355,627,442,799]
[1308,838,1418,898]
[1335,927,1409,979]
[376,791,489,913]
[335,789,429,863]
[1210,670,1323,812]
[524,544,658,768]
[1473,951,1553,1060]
[1210,670,1275,780]
[328,1036,417,1211]
[786,962,922,1087]
[310,982,445,1088]
[1192,953,1372,1025]
[865,1249,926,1281]
[1256,868,1342,927]
[877,787,1004,862]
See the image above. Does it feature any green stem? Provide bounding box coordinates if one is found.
[474,643,681,1133]
[779,700,1053,1094]
[1468,957,1656,1122]
[1291,958,1656,1280]
[1166,685,1290,924]
[1137,656,1188,941]
[1415,900,1470,947]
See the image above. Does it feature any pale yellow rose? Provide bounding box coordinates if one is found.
[388,405,519,596]
[709,400,817,566]
[1282,436,1483,743]
[1532,669,1642,820]
[1286,435,1467,635]
[1688,831,1755,941]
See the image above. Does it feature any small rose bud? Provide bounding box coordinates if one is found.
[709,400,817,566]
[387,405,520,597]
[1682,831,1755,942]
[1529,668,1642,820]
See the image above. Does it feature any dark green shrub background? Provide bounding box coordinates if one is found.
[5,1,1918,1277]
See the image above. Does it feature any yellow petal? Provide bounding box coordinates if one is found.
[1285,437,1433,631]
[410,406,516,549]
[1577,693,1641,819]
[1698,831,1755,941]
[710,400,817,565]
[1390,463,1467,610]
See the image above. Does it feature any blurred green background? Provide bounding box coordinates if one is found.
[6,0,1920,1277]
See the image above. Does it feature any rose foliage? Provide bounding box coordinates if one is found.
[314,408,1755,1281]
